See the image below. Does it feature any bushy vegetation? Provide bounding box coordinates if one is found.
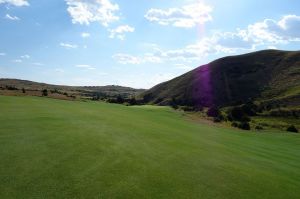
[207,107,220,118]
[238,122,251,130]
[227,106,251,122]
[5,85,18,90]
[269,108,300,118]
[106,96,143,106]
[42,89,48,96]
[287,125,298,133]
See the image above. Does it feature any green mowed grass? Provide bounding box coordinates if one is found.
[0,96,299,199]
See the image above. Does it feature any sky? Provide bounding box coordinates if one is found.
[0,0,299,88]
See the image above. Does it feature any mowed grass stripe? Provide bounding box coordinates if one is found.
[0,96,299,198]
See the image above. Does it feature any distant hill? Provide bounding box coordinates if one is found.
[141,50,300,108]
[0,79,145,99]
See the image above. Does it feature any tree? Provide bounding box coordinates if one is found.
[228,106,250,122]
[170,97,178,109]
[129,97,137,105]
[238,122,251,130]
[287,125,298,133]
[42,89,48,96]
[22,88,26,93]
[207,107,220,118]
[116,95,124,104]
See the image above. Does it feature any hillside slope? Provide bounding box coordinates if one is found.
[142,50,300,107]
[0,79,145,99]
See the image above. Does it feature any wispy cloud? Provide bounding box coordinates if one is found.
[81,32,90,38]
[0,0,29,7]
[5,14,20,20]
[113,54,141,64]
[60,42,78,49]
[75,64,96,70]
[145,3,213,28]
[32,62,44,66]
[12,59,22,63]
[65,0,119,26]
[109,25,135,40]
[20,54,30,59]
[113,53,162,65]
[0,52,6,56]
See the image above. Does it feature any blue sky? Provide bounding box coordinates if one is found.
[0,0,299,88]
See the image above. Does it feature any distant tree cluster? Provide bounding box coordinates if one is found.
[105,95,143,106]
[42,89,48,96]
[5,85,18,90]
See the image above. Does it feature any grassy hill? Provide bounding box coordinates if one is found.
[141,50,300,108]
[0,95,300,198]
[0,78,145,100]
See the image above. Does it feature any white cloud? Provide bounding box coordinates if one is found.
[115,15,300,66]
[20,54,30,59]
[32,62,44,66]
[145,3,212,28]
[65,0,119,26]
[60,42,78,49]
[109,25,134,40]
[161,15,300,61]
[5,14,20,20]
[81,32,90,38]
[246,15,300,44]
[113,53,162,65]
[12,59,22,63]
[0,53,6,56]
[113,54,141,64]
[75,64,95,70]
[0,0,29,6]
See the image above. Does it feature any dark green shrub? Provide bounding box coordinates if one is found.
[238,122,251,130]
[241,102,257,116]
[116,95,124,104]
[213,117,222,123]
[207,107,220,118]
[255,125,263,130]
[181,106,195,112]
[228,107,250,122]
[6,85,18,90]
[129,97,137,105]
[170,97,178,109]
[171,103,179,109]
[287,125,298,133]
[231,122,238,127]
[270,109,300,118]
[42,89,48,96]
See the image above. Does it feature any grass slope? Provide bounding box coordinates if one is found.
[142,50,300,107]
[0,96,300,198]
